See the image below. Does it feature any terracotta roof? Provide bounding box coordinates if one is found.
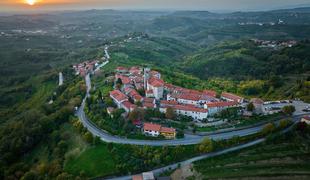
[203,90,217,97]
[116,66,128,71]
[128,89,143,101]
[122,100,137,110]
[143,102,155,108]
[110,90,128,102]
[160,100,179,106]
[146,89,154,94]
[115,74,131,84]
[144,123,161,132]
[148,78,164,87]
[221,92,243,101]
[206,101,238,108]
[160,127,176,134]
[144,98,155,103]
[132,175,143,180]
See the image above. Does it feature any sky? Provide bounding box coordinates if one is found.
[1,0,310,12]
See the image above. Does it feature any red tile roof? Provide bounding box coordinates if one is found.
[160,100,179,106]
[203,90,217,97]
[143,123,176,134]
[122,100,137,110]
[110,90,128,102]
[115,74,131,84]
[160,127,176,134]
[143,123,161,132]
[143,102,155,109]
[132,175,143,180]
[116,66,128,71]
[144,98,155,103]
[206,101,238,108]
[128,89,143,101]
[221,92,243,101]
[146,89,154,94]
[148,78,164,87]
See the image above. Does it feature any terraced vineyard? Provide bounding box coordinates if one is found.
[191,128,310,179]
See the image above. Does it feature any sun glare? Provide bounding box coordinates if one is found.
[26,0,36,6]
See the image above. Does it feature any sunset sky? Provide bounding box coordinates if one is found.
[1,0,310,12]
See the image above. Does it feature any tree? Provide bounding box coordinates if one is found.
[279,119,290,129]
[116,78,123,85]
[261,123,276,135]
[165,107,176,120]
[282,105,296,116]
[128,109,145,121]
[84,132,93,144]
[247,102,255,112]
[197,137,214,153]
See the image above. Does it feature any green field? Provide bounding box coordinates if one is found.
[64,143,118,178]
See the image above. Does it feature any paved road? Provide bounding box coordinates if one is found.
[104,138,265,180]
[77,73,309,146]
[104,119,299,180]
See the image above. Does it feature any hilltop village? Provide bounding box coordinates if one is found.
[108,66,247,138]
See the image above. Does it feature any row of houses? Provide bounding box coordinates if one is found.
[111,66,245,121]
[73,60,99,76]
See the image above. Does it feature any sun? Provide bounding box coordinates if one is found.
[25,0,37,6]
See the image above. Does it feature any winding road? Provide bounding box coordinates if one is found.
[77,71,308,146]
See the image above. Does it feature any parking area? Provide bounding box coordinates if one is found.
[262,100,310,116]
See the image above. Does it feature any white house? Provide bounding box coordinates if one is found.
[160,104,208,120]
[204,101,239,116]
[143,123,161,137]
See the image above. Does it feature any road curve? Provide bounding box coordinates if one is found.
[77,73,308,146]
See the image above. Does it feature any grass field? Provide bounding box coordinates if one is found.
[190,128,310,179]
[64,143,118,178]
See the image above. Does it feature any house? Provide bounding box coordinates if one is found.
[160,127,176,139]
[124,88,143,103]
[143,123,176,139]
[116,66,128,73]
[115,74,131,85]
[150,70,161,79]
[301,116,310,125]
[147,78,164,100]
[143,98,156,104]
[204,101,239,116]
[160,104,208,120]
[143,123,161,137]
[145,89,154,98]
[129,66,142,75]
[121,100,137,113]
[221,92,244,103]
[110,90,128,108]
[203,90,217,97]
